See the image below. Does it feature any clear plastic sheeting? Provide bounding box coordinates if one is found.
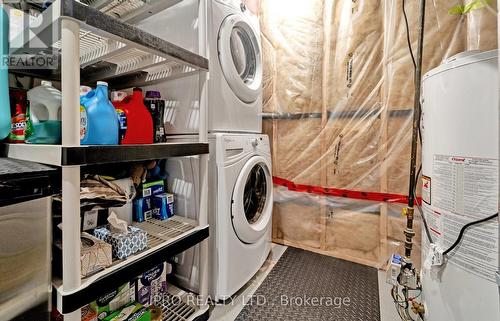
[260,0,497,268]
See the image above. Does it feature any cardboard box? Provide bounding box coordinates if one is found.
[94,226,147,260]
[133,197,153,223]
[140,180,165,198]
[81,232,112,278]
[152,193,174,220]
[103,303,151,321]
[136,263,169,307]
[90,282,135,320]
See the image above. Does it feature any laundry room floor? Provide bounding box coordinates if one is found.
[208,244,400,321]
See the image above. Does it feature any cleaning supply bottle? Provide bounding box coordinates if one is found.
[112,88,153,145]
[80,81,119,145]
[80,85,92,97]
[9,103,26,143]
[0,6,11,140]
[144,90,166,143]
[111,91,128,143]
[26,81,62,144]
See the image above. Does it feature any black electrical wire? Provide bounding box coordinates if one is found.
[443,213,499,255]
[404,3,434,245]
[402,0,417,70]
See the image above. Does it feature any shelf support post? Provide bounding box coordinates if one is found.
[61,16,81,321]
[198,0,209,306]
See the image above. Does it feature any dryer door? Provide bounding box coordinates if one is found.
[218,13,262,103]
[231,156,273,244]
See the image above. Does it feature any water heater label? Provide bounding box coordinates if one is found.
[422,175,431,205]
[430,154,498,283]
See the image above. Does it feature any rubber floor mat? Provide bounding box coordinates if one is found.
[235,247,380,321]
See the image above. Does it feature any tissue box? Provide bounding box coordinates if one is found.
[90,282,135,320]
[94,226,147,260]
[140,180,165,198]
[136,262,170,306]
[51,305,98,321]
[81,305,98,321]
[102,303,151,321]
[133,197,153,223]
[152,193,174,220]
[81,232,112,278]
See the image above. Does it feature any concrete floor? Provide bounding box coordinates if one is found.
[209,244,400,321]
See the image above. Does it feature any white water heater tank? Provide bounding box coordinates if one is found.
[421,50,499,321]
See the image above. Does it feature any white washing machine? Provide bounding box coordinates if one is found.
[208,0,263,133]
[165,133,273,300]
[138,0,263,134]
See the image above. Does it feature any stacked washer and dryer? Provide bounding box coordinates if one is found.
[138,0,273,301]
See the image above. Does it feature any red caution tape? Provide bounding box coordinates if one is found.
[273,176,422,205]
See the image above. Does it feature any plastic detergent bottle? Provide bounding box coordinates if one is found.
[111,91,128,143]
[9,103,26,143]
[80,81,119,145]
[112,88,153,145]
[80,85,92,97]
[0,6,10,140]
[26,81,62,144]
[144,90,166,143]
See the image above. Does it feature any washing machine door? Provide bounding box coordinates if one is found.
[231,156,272,244]
[218,13,262,104]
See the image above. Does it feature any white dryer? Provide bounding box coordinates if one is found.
[138,0,263,134]
[165,133,273,300]
[208,0,263,133]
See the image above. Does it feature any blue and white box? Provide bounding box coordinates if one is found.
[133,197,153,223]
[94,226,147,260]
[152,193,174,220]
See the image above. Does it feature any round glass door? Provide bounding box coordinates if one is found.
[243,164,267,225]
[218,14,262,103]
[232,156,273,244]
[230,26,257,85]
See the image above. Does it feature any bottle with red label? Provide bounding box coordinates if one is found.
[112,88,153,145]
[9,103,26,143]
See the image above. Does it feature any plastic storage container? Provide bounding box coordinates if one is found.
[0,158,56,321]
[112,88,153,145]
[144,90,166,143]
[80,81,119,145]
[26,81,62,144]
[0,7,10,140]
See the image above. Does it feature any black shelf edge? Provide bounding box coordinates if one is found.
[56,225,209,314]
[61,0,209,71]
[62,143,209,166]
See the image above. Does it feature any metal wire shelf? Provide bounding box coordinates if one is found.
[9,0,207,87]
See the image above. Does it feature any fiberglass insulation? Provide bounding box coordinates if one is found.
[259,0,497,268]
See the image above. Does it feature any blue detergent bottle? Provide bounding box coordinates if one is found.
[0,6,11,140]
[80,81,119,145]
